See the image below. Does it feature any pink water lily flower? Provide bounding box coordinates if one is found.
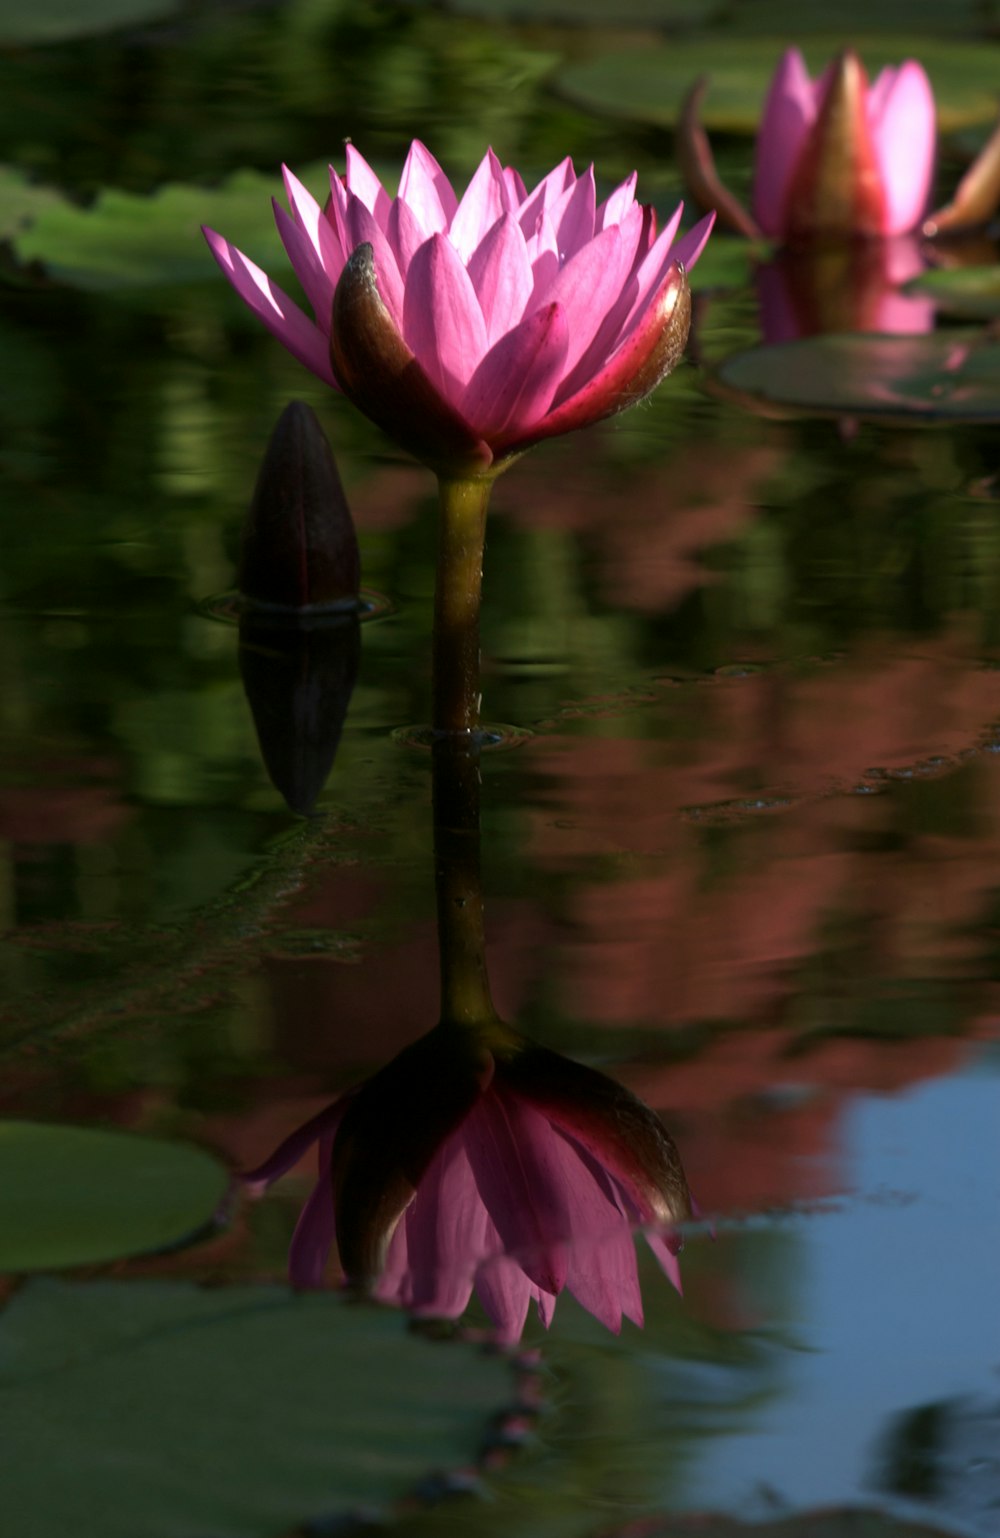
[245,1023,691,1344]
[754,49,936,240]
[204,143,714,473]
[680,49,937,244]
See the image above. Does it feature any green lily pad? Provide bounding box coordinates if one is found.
[0,1279,514,1538]
[0,1121,229,1271]
[906,264,1000,318]
[0,0,179,44]
[555,36,1000,134]
[10,164,329,291]
[712,331,1000,424]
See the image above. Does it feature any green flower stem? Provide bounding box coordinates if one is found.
[432,733,499,1029]
[432,474,494,736]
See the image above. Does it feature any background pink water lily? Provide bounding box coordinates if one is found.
[204,141,713,464]
[753,48,936,239]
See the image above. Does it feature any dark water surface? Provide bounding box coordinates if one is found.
[1,4,999,1537]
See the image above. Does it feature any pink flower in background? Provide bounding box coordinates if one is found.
[753,49,936,240]
[245,1024,691,1343]
[204,143,713,472]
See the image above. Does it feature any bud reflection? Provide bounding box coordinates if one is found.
[755,236,933,342]
[238,614,359,817]
[246,737,692,1342]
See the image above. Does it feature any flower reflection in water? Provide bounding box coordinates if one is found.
[246,732,691,1345]
[246,1022,690,1345]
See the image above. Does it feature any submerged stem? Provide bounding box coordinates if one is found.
[432,475,493,736]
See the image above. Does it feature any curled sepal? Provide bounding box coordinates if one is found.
[926,114,1000,237]
[785,50,886,240]
[506,262,692,455]
[330,242,494,476]
[239,400,360,609]
[494,1039,692,1227]
[332,1021,496,1286]
[678,76,762,239]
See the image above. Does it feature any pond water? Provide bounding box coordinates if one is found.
[1,4,999,1538]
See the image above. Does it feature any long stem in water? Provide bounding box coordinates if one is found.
[432,475,494,736]
[432,733,499,1028]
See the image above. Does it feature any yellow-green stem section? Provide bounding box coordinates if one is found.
[432,733,498,1028]
[433,475,494,736]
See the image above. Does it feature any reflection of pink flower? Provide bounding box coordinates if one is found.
[204,143,713,472]
[246,1023,690,1343]
[754,49,935,240]
[755,235,935,342]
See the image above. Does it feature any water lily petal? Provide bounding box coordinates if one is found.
[463,302,569,441]
[403,1140,491,1316]
[467,211,534,345]
[202,228,338,387]
[525,208,560,301]
[343,196,406,326]
[503,164,528,207]
[345,143,391,223]
[272,200,335,332]
[282,165,347,282]
[752,47,818,238]
[598,171,638,231]
[518,156,575,235]
[476,1255,535,1343]
[532,224,629,377]
[867,60,936,234]
[644,1226,684,1296]
[449,148,509,262]
[549,163,597,256]
[398,139,458,235]
[387,193,427,273]
[288,1130,338,1288]
[403,231,490,399]
[243,1098,351,1191]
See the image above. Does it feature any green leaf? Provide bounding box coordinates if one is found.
[555,36,1000,134]
[0,0,180,45]
[0,1279,514,1538]
[11,165,329,291]
[906,264,1000,318]
[713,331,1000,424]
[0,1122,229,1271]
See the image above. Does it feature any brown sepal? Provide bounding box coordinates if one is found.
[678,76,761,240]
[926,113,1000,236]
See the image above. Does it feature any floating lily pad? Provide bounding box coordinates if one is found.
[0,0,179,44]
[606,1511,963,1538]
[712,331,1000,424]
[0,1121,229,1271]
[555,36,1000,134]
[906,264,1000,318]
[11,164,329,290]
[0,1279,514,1538]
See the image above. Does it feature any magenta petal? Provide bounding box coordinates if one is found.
[467,211,533,345]
[273,201,335,331]
[476,1255,534,1344]
[564,1224,642,1334]
[397,139,458,235]
[503,165,528,207]
[598,171,638,231]
[867,60,936,234]
[520,261,690,447]
[752,47,818,237]
[403,232,489,400]
[282,165,347,281]
[344,143,391,223]
[525,208,560,301]
[518,156,575,235]
[644,1227,684,1296]
[202,227,338,388]
[288,1130,338,1289]
[463,302,569,442]
[532,224,628,377]
[549,164,597,255]
[449,148,508,261]
[403,1139,492,1316]
[374,1217,412,1307]
[387,194,426,274]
